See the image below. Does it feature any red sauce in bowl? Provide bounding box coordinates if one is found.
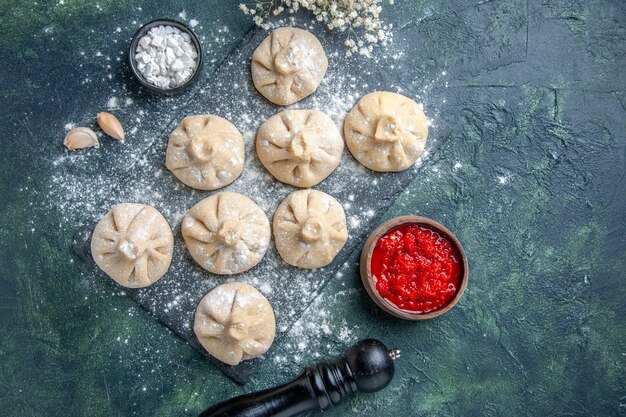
[371,223,462,314]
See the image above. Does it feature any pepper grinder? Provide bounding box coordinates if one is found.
[199,339,401,417]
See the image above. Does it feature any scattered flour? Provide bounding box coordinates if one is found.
[43,11,449,377]
[106,96,119,109]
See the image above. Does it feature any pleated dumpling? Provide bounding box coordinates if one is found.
[256,109,343,187]
[194,282,276,366]
[181,192,271,275]
[91,203,174,288]
[273,189,348,269]
[165,115,245,190]
[344,92,428,172]
[251,27,328,106]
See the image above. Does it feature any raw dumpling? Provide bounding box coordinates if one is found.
[251,27,328,106]
[343,91,428,172]
[273,189,348,269]
[91,203,174,288]
[181,192,271,275]
[165,115,245,190]
[194,282,276,366]
[256,109,343,187]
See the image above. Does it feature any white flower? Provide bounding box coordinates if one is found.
[239,0,394,58]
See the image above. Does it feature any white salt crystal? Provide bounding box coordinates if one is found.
[134,25,197,89]
[171,59,184,71]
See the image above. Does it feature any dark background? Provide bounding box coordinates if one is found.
[1,1,625,416]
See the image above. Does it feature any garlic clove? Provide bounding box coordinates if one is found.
[63,127,99,151]
[97,112,125,141]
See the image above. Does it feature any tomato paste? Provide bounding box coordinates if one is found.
[371,223,462,313]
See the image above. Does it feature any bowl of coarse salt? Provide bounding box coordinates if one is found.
[129,18,203,94]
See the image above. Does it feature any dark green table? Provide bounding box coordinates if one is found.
[1,1,625,416]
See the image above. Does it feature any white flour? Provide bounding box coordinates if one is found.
[44,12,448,377]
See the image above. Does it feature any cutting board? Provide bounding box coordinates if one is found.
[73,11,450,384]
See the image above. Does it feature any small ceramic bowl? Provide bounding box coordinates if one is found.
[129,18,203,94]
[360,216,468,320]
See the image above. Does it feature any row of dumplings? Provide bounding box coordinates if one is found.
[90,189,348,289]
[165,90,429,194]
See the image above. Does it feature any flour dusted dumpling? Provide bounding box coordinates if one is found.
[91,203,174,288]
[182,192,271,275]
[194,282,276,366]
[344,92,429,172]
[251,27,328,106]
[273,189,348,269]
[165,115,245,190]
[256,110,343,187]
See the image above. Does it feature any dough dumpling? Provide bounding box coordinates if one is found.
[344,92,428,172]
[181,192,271,275]
[165,115,245,190]
[256,110,343,187]
[91,203,174,288]
[251,27,328,106]
[194,282,276,366]
[273,189,348,269]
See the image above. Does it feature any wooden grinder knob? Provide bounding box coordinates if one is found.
[199,339,400,417]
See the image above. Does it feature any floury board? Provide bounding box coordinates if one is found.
[72,11,450,383]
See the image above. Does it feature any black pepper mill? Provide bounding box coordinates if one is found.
[199,339,400,417]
